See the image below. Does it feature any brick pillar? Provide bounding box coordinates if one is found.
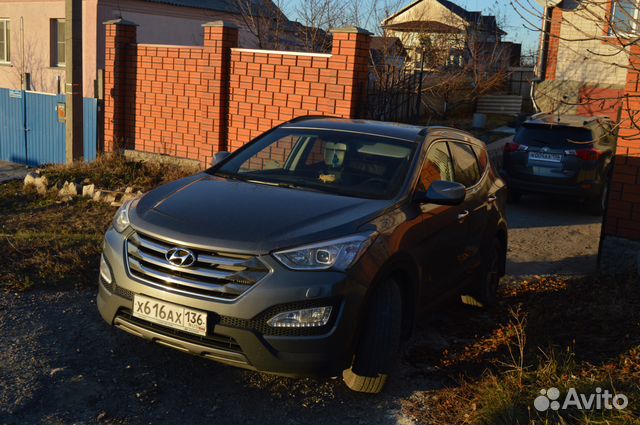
[103,19,137,152]
[201,21,238,159]
[545,7,563,81]
[329,27,372,118]
[600,45,640,274]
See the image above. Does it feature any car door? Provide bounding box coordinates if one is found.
[448,141,490,278]
[414,141,470,304]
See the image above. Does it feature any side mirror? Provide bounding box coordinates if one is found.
[422,180,466,206]
[212,151,231,166]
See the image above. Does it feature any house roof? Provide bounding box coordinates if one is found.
[383,0,506,35]
[383,20,462,33]
[141,0,242,13]
[370,36,405,51]
[141,0,285,17]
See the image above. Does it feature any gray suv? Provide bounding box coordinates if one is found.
[97,118,508,393]
[501,114,616,213]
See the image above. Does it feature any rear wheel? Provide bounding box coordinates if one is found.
[507,188,522,204]
[343,279,402,394]
[588,181,608,216]
[466,238,502,308]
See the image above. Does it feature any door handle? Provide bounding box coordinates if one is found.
[457,210,469,221]
[487,194,497,203]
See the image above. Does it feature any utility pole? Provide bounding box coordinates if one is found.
[65,0,83,163]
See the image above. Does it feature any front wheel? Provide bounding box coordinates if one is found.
[343,279,402,394]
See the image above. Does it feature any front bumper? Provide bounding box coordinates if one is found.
[97,226,366,377]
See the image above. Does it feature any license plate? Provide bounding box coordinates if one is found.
[133,294,207,336]
[532,166,560,177]
[529,152,563,162]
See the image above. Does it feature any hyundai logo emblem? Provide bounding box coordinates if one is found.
[166,247,196,267]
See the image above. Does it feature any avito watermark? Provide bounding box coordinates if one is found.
[534,387,628,412]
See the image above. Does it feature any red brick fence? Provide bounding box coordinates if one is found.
[104,19,371,166]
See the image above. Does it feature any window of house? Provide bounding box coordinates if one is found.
[0,19,10,64]
[51,19,65,67]
[610,0,639,35]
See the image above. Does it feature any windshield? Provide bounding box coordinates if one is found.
[210,128,417,199]
[515,125,593,148]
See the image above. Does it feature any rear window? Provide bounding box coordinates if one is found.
[515,125,593,148]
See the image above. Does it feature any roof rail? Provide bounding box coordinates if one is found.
[529,112,547,119]
[285,115,338,124]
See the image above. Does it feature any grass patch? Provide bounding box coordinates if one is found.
[0,155,197,292]
[402,275,640,425]
[43,153,199,192]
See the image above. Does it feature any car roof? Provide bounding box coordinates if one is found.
[525,113,609,128]
[280,117,429,142]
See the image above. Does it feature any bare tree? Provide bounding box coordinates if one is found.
[234,0,290,49]
[364,1,514,120]
[294,0,350,52]
[11,28,62,93]
[510,0,640,137]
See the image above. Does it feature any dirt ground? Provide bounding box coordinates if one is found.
[506,193,602,275]
[0,289,451,425]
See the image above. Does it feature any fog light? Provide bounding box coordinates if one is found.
[100,255,113,284]
[267,306,332,328]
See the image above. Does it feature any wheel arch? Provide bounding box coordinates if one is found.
[364,252,420,340]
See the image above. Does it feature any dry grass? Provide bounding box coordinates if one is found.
[43,153,199,192]
[0,155,197,292]
[402,275,640,425]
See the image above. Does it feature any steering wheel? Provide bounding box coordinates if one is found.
[361,177,388,191]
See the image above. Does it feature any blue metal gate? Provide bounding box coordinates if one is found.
[0,88,100,166]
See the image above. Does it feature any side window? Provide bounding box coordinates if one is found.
[449,142,481,188]
[472,144,489,174]
[417,142,454,192]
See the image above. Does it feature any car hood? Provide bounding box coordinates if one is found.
[129,173,392,254]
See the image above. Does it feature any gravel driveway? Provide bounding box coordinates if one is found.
[505,190,602,276]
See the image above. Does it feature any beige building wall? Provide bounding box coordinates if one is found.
[555,2,628,87]
[384,0,466,29]
[0,0,259,97]
[0,0,96,95]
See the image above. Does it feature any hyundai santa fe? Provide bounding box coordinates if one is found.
[97,117,508,394]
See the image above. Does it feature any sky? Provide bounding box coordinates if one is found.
[288,0,543,54]
[467,0,543,53]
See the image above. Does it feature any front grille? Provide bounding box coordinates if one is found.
[125,230,269,300]
[118,308,243,354]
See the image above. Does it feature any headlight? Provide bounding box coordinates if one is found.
[267,306,332,328]
[273,233,375,271]
[112,199,133,233]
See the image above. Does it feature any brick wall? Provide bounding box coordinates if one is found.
[545,7,562,81]
[603,45,640,241]
[103,20,371,165]
[577,87,623,121]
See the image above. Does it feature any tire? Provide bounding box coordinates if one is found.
[467,238,502,308]
[588,182,608,216]
[507,189,522,204]
[343,279,402,394]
